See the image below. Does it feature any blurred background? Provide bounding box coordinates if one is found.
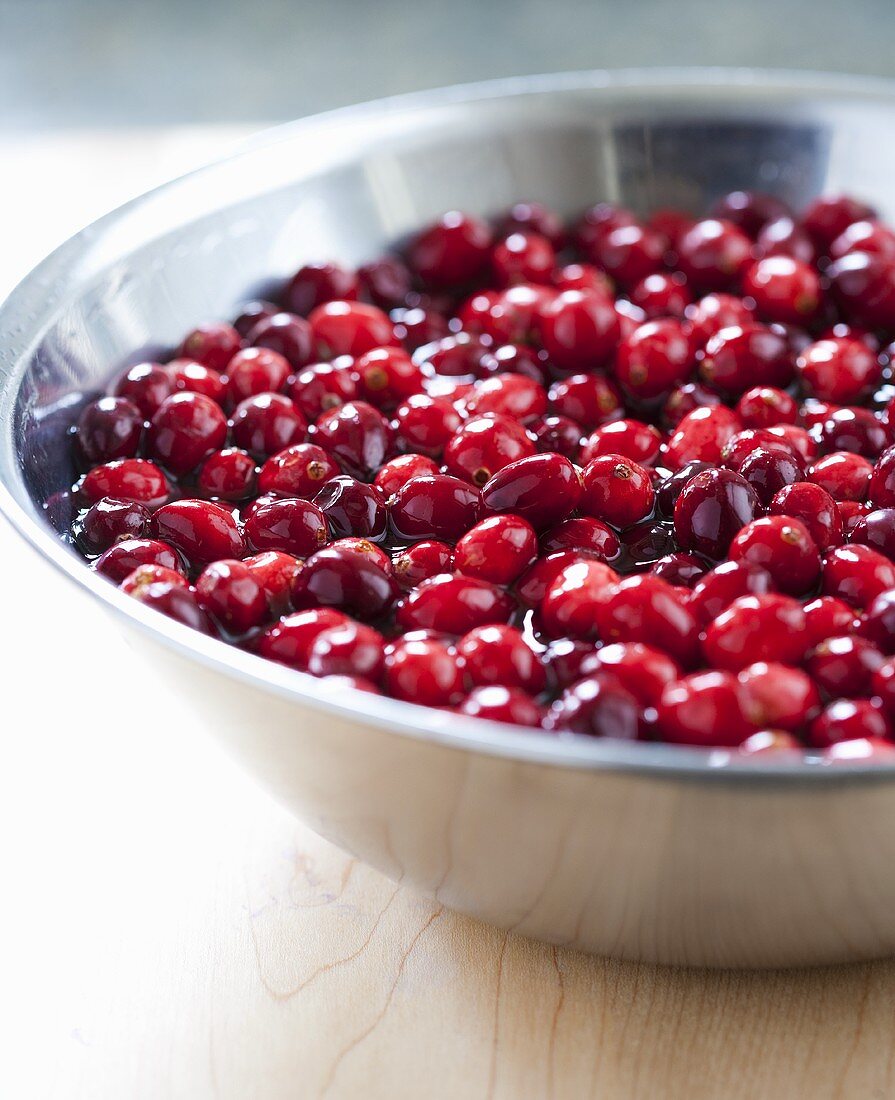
[2,0,894,131]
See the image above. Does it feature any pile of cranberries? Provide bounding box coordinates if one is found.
[63,190,895,757]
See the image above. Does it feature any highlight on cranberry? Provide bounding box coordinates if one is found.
[64,192,895,759]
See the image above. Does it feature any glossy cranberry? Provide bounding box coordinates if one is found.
[673,468,759,559]
[873,657,895,712]
[284,262,358,316]
[651,552,706,588]
[406,211,492,287]
[371,454,438,497]
[226,347,292,405]
[390,306,450,350]
[326,537,390,572]
[415,331,492,379]
[739,730,803,755]
[248,311,314,370]
[464,373,547,423]
[458,686,542,727]
[580,419,662,466]
[193,448,255,502]
[113,362,175,417]
[685,293,756,347]
[554,262,613,295]
[147,392,227,476]
[803,596,858,647]
[578,455,653,528]
[654,460,710,517]
[257,443,338,498]
[840,500,873,533]
[700,323,793,396]
[453,515,537,585]
[822,545,895,608]
[75,397,143,466]
[590,224,665,287]
[389,474,480,543]
[244,550,302,614]
[81,458,169,509]
[94,538,183,583]
[827,252,895,329]
[676,219,753,291]
[548,373,622,429]
[548,675,643,740]
[353,346,421,410]
[257,607,350,669]
[442,415,532,487]
[480,343,548,386]
[703,593,809,670]
[396,573,514,634]
[806,636,884,698]
[313,475,387,542]
[860,590,895,653]
[456,624,545,693]
[797,337,880,404]
[582,643,681,708]
[292,546,398,620]
[768,482,843,551]
[383,637,467,706]
[594,574,700,665]
[741,256,822,324]
[393,394,461,456]
[869,445,895,507]
[736,662,819,731]
[830,219,895,262]
[688,560,772,626]
[196,559,268,634]
[127,579,215,634]
[232,299,278,338]
[391,540,453,590]
[529,415,582,458]
[808,451,873,502]
[664,405,742,469]
[755,216,815,263]
[151,499,244,569]
[74,497,149,554]
[167,359,227,403]
[536,518,618,564]
[537,289,620,371]
[312,401,393,480]
[244,497,328,557]
[768,423,817,463]
[709,191,791,237]
[306,621,385,680]
[629,272,692,319]
[573,201,636,254]
[287,359,359,420]
[735,386,798,430]
[802,194,876,251]
[808,699,891,748]
[179,322,242,371]
[230,393,306,458]
[737,446,803,505]
[852,509,895,559]
[657,671,753,746]
[814,408,889,459]
[490,231,555,286]
[613,319,693,399]
[481,453,582,530]
[494,201,563,247]
[119,563,188,596]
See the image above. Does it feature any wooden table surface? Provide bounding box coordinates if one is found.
[4,129,895,1100]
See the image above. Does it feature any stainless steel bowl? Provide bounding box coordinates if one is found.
[5,69,895,968]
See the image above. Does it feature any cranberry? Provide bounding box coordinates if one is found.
[803,596,858,647]
[657,671,753,746]
[257,443,338,498]
[709,191,791,237]
[74,497,149,554]
[313,475,387,542]
[389,474,480,543]
[94,538,183,583]
[514,549,597,608]
[307,621,385,681]
[851,508,895,559]
[797,337,880,403]
[328,537,391,573]
[196,559,268,634]
[830,219,895,261]
[736,385,798,429]
[808,699,891,748]
[655,460,711,517]
[651,551,706,587]
[769,482,843,551]
[113,362,174,417]
[384,637,467,706]
[736,662,819,731]
[151,499,243,570]
[861,590,895,652]
[664,405,742,469]
[674,467,759,559]
[580,419,662,467]
[827,252,895,330]
[226,347,292,405]
[537,289,620,371]
[806,636,884,697]
[416,332,492,379]
[869,445,895,507]
[614,320,693,399]
[590,224,665,287]
[119,563,188,595]
[873,658,895,712]
[393,394,461,456]
[686,293,756,347]
[676,219,753,291]
[373,453,440,497]
[548,676,643,739]
[244,550,302,614]
[147,392,227,476]
[459,686,543,727]
[392,540,453,590]
[396,572,514,634]
[245,497,328,557]
[287,359,360,420]
[700,324,793,396]
[75,397,143,466]
[728,516,820,596]
[127,580,215,634]
[580,455,654,528]
[755,216,815,263]
[355,346,422,409]
[808,451,873,502]
[629,272,692,319]
[257,607,350,669]
[454,515,537,585]
[168,359,227,403]
[530,415,582,458]
[688,560,773,625]
[822,545,895,608]
[292,546,398,620]
[179,322,242,371]
[456,624,545,693]
[594,574,700,665]
[497,201,564,246]
[81,458,169,509]
[312,401,393,480]
[285,262,358,316]
[480,343,548,386]
[491,231,555,286]
[248,312,314,370]
[737,447,803,505]
[231,393,307,458]
[573,202,636,256]
[702,593,809,670]
[479,453,581,530]
[814,408,889,459]
[554,263,613,295]
[407,211,492,287]
[232,300,278,338]
[464,373,547,423]
[740,730,803,755]
[802,194,876,251]
[390,306,450,350]
[741,256,822,324]
[581,642,681,707]
[540,516,620,561]
[549,373,622,429]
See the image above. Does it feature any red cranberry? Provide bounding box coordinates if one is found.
[480,343,548,386]
[803,595,858,647]
[806,636,884,697]
[735,385,798,428]
[113,362,174,417]
[196,559,268,634]
[573,202,636,256]
[851,508,895,559]
[244,551,302,614]
[686,293,756,347]
[285,262,358,316]
[392,540,453,590]
[702,593,809,670]
[75,397,143,466]
[581,642,681,707]
[389,474,480,543]
[709,191,791,237]
[737,446,803,505]
[676,219,753,291]
[580,455,654,528]
[226,347,291,405]
[540,516,620,561]
[802,194,876,251]
[313,475,387,542]
[245,497,329,557]
[119,563,188,595]
[127,580,215,634]
[580,419,662,467]
[700,323,793,396]
[232,300,277,338]
[657,671,753,746]
[860,590,895,652]
[655,460,711,517]
[287,359,359,420]
[664,405,742,469]
[328,537,391,573]
[94,538,183,583]
[830,219,895,261]
[769,482,843,551]
[147,392,228,476]
[873,657,895,712]
[590,224,665,287]
[651,552,707,587]
[530,415,582,458]
[231,393,307,458]
[797,337,880,403]
[257,607,350,669]
[548,675,644,740]
[384,637,467,706]
[464,373,547,422]
[81,458,169,509]
[554,262,614,295]
[443,413,535,486]
[74,497,149,554]
[491,231,555,286]
[822,545,895,608]
[292,546,398,620]
[307,621,385,681]
[406,211,492,287]
[459,686,543,727]
[456,624,545,693]
[814,408,889,459]
[808,699,891,748]
[808,451,873,502]
[614,319,693,399]
[498,201,564,247]
[674,467,760,559]
[393,394,461,456]
[869,445,895,507]
[151,499,244,568]
[688,560,773,625]
[257,443,338,498]
[515,549,598,608]
[168,359,227,403]
[179,322,242,372]
[827,252,895,329]
[390,306,450,350]
[629,272,692,319]
[415,331,493,379]
[453,515,537,585]
[537,289,620,371]
[741,256,822,324]
[396,573,514,634]
[312,400,393,480]
[549,373,622,429]
[594,574,700,665]
[841,501,872,533]
[373,454,440,497]
[248,312,314,370]
[739,730,803,755]
[737,662,819,731]
[481,453,582,530]
[755,216,815,263]
[355,346,422,409]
